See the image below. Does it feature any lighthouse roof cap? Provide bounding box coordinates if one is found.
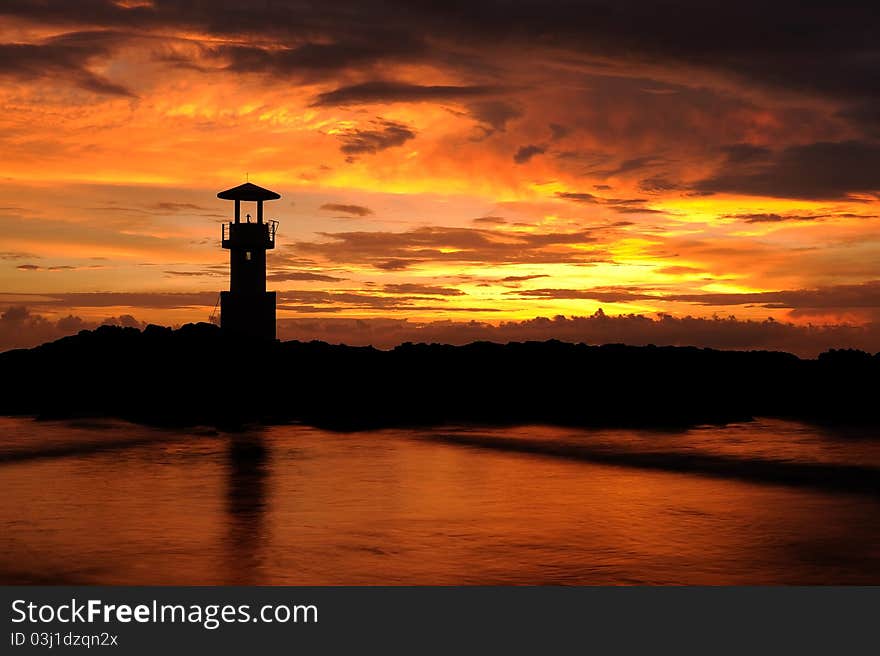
[217,182,281,201]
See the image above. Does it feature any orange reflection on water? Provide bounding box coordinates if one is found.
[0,417,878,584]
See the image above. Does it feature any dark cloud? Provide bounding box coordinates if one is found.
[0,31,133,96]
[723,213,824,223]
[263,251,319,270]
[163,269,223,277]
[274,290,494,312]
[611,206,667,215]
[556,191,646,206]
[513,144,546,164]
[291,225,604,267]
[415,2,880,107]
[838,103,880,137]
[639,176,683,193]
[513,281,880,312]
[319,203,374,217]
[382,283,465,296]
[501,274,548,282]
[721,143,772,164]
[516,287,659,303]
[212,34,426,81]
[86,201,223,219]
[472,216,507,225]
[556,192,607,203]
[695,141,880,200]
[3,303,879,357]
[3,2,878,114]
[11,292,217,309]
[668,281,880,310]
[267,271,346,282]
[592,156,664,178]
[273,312,880,358]
[0,306,146,351]
[336,119,416,156]
[467,100,521,135]
[0,251,38,260]
[150,202,210,213]
[312,80,502,106]
[15,262,101,272]
[555,191,662,215]
[549,123,570,140]
[374,258,423,271]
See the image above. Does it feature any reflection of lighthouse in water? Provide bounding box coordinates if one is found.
[217,182,281,340]
[224,434,269,585]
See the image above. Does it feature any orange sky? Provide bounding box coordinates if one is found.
[1,1,879,349]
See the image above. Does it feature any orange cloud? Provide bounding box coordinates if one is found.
[0,1,878,344]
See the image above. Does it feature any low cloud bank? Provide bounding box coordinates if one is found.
[276,312,880,357]
[3,306,879,357]
[0,306,145,351]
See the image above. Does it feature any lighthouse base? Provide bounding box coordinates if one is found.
[220,291,276,340]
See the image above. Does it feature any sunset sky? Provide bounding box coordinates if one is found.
[1,1,879,352]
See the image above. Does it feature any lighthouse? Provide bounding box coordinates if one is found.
[218,182,280,340]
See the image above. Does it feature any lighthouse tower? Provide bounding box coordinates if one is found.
[218,182,280,340]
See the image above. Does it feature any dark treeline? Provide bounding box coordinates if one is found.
[0,323,877,430]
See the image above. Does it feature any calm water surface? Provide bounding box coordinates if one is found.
[1,416,878,584]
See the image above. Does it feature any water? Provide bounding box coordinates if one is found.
[1,416,878,584]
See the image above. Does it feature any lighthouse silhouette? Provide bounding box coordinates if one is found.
[218,182,280,340]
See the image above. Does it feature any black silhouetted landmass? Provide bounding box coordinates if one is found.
[0,322,877,430]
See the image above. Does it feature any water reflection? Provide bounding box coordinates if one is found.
[224,433,270,584]
[0,416,878,584]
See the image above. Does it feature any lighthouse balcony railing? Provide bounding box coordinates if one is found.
[222,220,278,248]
